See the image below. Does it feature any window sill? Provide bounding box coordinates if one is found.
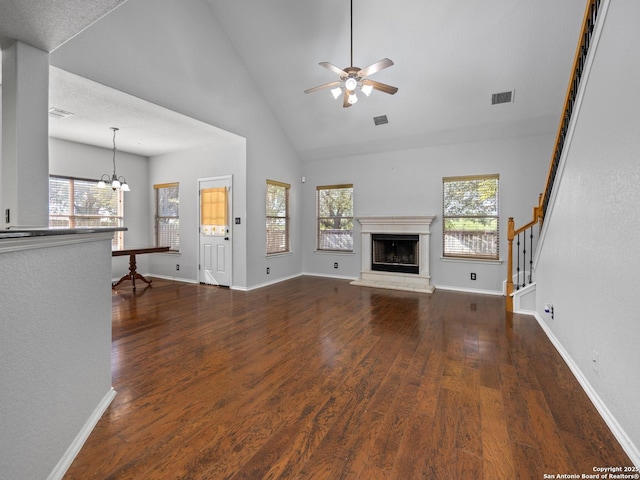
[440,256,503,265]
[314,250,355,255]
[266,251,293,258]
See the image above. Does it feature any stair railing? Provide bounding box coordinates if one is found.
[506,200,542,312]
[506,0,601,312]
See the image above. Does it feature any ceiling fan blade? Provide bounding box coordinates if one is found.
[319,62,348,78]
[357,58,394,78]
[362,79,398,95]
[343,91,352,108]
[304,81,342,94]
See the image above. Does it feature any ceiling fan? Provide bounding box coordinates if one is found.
[304,0,398,108]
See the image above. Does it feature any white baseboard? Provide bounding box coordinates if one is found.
[111,274,199,285]
[47,387,117,480]
[434,284,503,296]
[242,273,304,291]
[302,272,358,281]
[141,273,199,284]
[532,312,640,467]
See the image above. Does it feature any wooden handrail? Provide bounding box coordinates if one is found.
[540,0,600,218]
[507,0,601,312]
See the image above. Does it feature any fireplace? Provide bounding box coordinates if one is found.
[372,234,419,274]
[350,216,435,293]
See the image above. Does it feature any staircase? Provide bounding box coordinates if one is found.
[506,0,602,312]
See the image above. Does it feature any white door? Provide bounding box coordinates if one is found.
[199,176,232,287]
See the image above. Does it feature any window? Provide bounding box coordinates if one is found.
[154,183,180,251]
[49,175,124,249]
[443,174,499,259]
[266,179,290,255]
[317,184,354,252]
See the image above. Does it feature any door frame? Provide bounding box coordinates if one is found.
[197,175,233,287]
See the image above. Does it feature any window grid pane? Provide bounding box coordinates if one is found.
[49,176,123,249]
[266,181,290,254]
[316,185,353,252]
[155,184,180,251]
[443,176,499,259]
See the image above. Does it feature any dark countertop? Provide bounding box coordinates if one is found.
[0,227,127,240]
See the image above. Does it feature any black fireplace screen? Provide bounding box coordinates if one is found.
[372,234,419,274]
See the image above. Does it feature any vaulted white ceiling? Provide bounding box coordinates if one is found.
[0,0,587,160]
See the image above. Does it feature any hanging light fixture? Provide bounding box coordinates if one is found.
[98,127,130,191]
[304,0,398,107]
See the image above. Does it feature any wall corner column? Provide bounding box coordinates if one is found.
[1,41,50,228]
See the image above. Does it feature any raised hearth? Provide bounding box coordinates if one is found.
[350,216,435,293]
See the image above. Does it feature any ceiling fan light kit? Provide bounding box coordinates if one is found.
[304,0,398,108]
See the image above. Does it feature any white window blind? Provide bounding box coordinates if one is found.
[266,179,290,255]
[49,175,124,249]
[154,183,180,251]
[316,184,354,252]
[443,174,499,259]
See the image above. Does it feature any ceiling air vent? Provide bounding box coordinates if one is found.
[373,115,389,126]
[48,107,74,119]
[491,90,514,105]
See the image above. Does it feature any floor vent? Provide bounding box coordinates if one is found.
[373,115,389,126]
[48,107,74,119]
[491,90,514,105]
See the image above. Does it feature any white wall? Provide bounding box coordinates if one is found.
[0,234,113,480]
[50,0,303,289]
[534,0,640,463]
[49,138,150,278]
[147,139,247,287]
[1,42,50,227]
[302,134,553,292]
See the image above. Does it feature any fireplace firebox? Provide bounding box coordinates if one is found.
[372,234,419,274]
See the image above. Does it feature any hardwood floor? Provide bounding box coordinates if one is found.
[64,276,632,479]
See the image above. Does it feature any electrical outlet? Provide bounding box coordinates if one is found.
[470,272,476,280]
[544,303,555,320]
[334,262,339,269]
[176,264,180,271]
[266,267,270,274]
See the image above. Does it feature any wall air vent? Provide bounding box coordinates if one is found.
[373,115,389,126]
[48,107,74,119]
[491,90,514,105]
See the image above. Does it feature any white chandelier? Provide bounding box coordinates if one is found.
[98,127,130,191]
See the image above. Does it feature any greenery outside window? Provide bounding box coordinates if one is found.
[443,174,499,259]
[316,184,354,252]
[49,175,124,249]
[266,179,290,255]
[154,183,180,251]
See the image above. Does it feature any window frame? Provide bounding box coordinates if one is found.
[48,175,124,249]
[316,183,354,253]
[266,179,291,255]
[154,182,180,252]
[442,174,499,260]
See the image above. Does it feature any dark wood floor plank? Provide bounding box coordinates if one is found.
[523,387,577,473]
[479,384,516,479]
[62,277,633,479]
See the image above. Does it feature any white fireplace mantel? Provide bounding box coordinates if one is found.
[351,215,436,293]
